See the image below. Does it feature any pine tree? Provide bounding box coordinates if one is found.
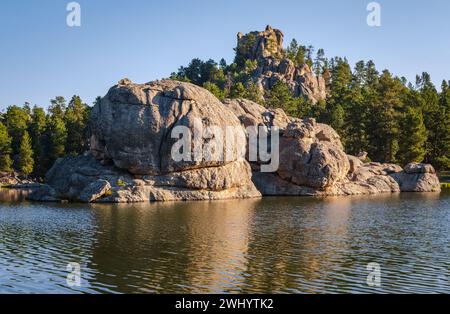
[341,61,370,155]
[295,46,306,66]
[18,131,34,176]
[5,105,31,157]
[29,106,47,176]
[49,97,67,119]
[414,73,440,165]
[324,58,353,146]
[244,81,264,104]
[266,81,296,115]
[397,107,427,165]
[286,39,299,63]
[305,45,314,68]
[368,70,406,163]
[330,104,345,137]
[434,80,450,169]
[313,49,326,76]
[230,82,246,99]
[42,114,67,172]
[0,121,13,172]
[203,82,225,101]
[65,96,90,155]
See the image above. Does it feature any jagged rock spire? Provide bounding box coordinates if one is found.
[235,26,327,103]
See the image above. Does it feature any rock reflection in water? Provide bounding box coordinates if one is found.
[89,199,260,293]
[0,188,31,202]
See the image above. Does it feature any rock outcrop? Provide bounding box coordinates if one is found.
[0,171,39,188]
[390,163,441,192]
[30,80,261,203]
[224,98,441,196]
[235,25,327,103]
[29,80,440,203]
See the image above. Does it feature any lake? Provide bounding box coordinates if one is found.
[0,189,449,294]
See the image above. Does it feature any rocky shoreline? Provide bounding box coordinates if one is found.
[0,172,41,189]
[27,79,441,203]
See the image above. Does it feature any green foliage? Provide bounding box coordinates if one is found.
[0,95,92,178]
[313,48,326,76]
[117,179,126,187]
[286,39,309,66]
[65,96,90,155]
[0,121,13,172]
[397,107,427,165]
[45,113,67,169]
[48,96,66,119]
[371,70,405,162]
[266,81,296,114]
[5,105,31,156]
[172,59,226,88]
[230,82,246,99]
[203,82,225,101]
[431,80,450,169]
[18,131,34,176]
[244,81,264,104]
[234,33,257,68]
[330,104,345,136]
[29,106,47,177]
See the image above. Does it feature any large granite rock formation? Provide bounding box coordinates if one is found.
[29,80,440,203]
[235,25,327,103]
[29,80,261,203]
[224,98,441,196]
[89,78,245,175]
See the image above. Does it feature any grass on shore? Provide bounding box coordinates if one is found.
[439,171,450,189]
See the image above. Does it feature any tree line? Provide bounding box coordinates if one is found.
[0,96,92,177]
[170,39,450,170]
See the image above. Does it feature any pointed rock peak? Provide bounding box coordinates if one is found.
[118,78,132,86]
[235,26,284,62]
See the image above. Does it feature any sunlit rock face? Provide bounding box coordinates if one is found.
[224,98,441,196]
[390,163,441,192]
[30,80,440,203]
[90,79,244,175]
[235,25,327,104]
[30,80,261,203]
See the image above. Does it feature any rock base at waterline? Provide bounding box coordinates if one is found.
[28,152,261,203]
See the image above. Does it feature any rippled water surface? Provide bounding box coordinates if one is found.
[0,189,449,293]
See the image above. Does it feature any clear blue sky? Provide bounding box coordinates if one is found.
[1,0,449,110]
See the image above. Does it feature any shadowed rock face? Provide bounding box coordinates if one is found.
[235,25,327,103]
[29,80,440,203]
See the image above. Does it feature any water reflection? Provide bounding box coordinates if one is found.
[89,200,259,293]
[0,188,31,202]
[0,188,449,293]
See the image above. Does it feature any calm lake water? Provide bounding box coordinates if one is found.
[0,188,449,294]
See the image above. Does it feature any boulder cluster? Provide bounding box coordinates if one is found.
[0,171,38,188]
[29,79,441,203]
